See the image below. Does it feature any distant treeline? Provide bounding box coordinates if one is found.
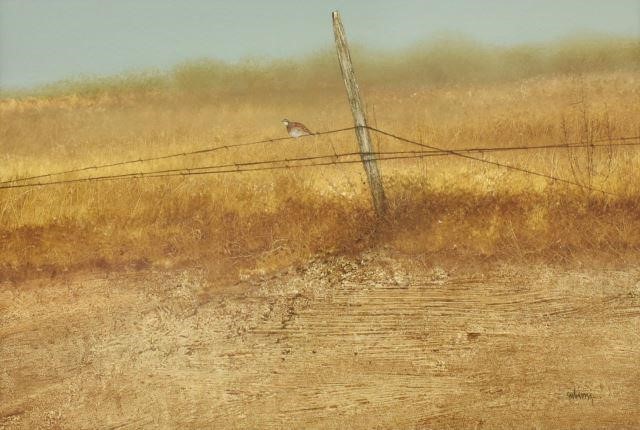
[6,34,639,98]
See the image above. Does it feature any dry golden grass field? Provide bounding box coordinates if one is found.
[1,39,640,428]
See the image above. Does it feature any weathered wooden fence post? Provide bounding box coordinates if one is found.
[332,10,388,217]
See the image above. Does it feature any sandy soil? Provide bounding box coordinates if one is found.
[1,252,639,429]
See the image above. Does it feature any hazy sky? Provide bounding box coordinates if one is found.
[1,0,639,89]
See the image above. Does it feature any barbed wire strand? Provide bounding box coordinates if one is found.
[2,122,638,187]
[0,151,500,190]
[0,151,408,190]
[367,126,619,197]
[400,136,640,155]
[0,146,625,197]
[0,126,356,186]
[1,126,635,195]
[0,151,367,189]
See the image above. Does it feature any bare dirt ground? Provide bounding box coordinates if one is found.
[1,252,639,429]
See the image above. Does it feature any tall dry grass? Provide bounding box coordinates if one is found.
[1,36,640,282]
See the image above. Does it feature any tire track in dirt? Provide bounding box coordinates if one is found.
[1,253,639,428]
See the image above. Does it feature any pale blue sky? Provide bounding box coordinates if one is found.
[1,0,639,89]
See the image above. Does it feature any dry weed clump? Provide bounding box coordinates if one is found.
[1,65,640,281]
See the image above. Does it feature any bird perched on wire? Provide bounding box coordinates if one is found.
[282,119,314,138]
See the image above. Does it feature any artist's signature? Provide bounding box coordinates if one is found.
[567,388,595,403]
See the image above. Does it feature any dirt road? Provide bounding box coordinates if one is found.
[1,252,639,429]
